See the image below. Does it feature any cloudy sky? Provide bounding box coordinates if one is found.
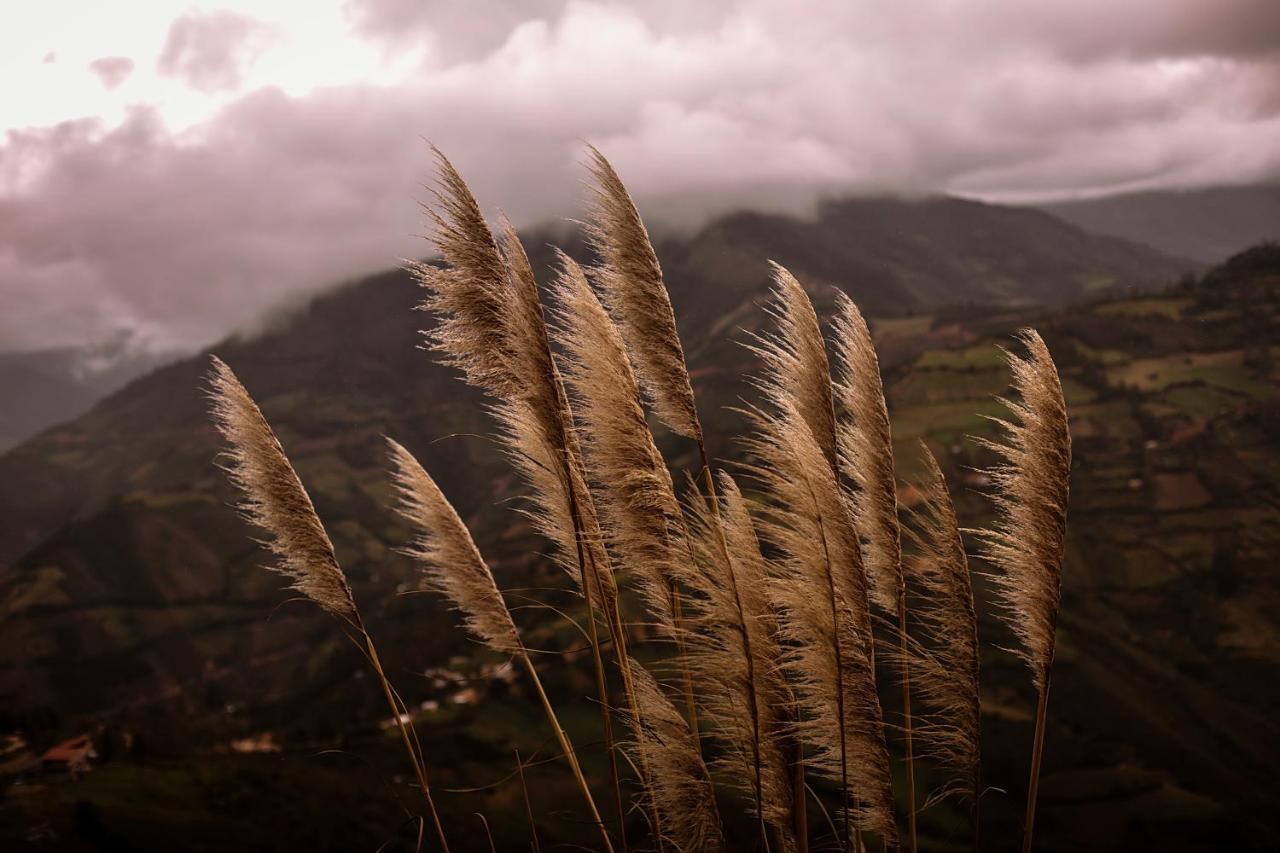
[2,0,1278,354]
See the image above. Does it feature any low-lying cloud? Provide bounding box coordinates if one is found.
[2,0,1278,352]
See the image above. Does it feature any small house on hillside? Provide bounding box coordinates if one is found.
[41,735,95,779]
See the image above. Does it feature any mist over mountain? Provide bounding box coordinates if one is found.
[0,194,1193,451]
[1042,184,1280,264]
[0,338,178,452]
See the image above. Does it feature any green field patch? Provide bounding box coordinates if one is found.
[870,314,934,340]
[1072,341,1131,366]
[1096,297,1192,320]
[1060,376,1098,405]
[1077,271,1121,294]
[1106,349,1248,391]
[1193,307,1241,323]
[889,397,1007,445]
[1182,366,1279,399]
[1068,401,1143,444]
[1160,384,1240,419]
[888,366,1006,405]
[914,343,1007,371]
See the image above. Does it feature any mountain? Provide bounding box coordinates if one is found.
[0,196,1192,455]
[1041,184,1280,264]
[0,337,181,452]
[3,211,1268,851]
[657,194,1192,321]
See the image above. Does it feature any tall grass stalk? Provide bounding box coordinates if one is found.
[412,151,631,844]
[742,391,896,849]
[745,267,895,848]
[206,357,450,851]
[388,439,615,853]
[585,149,809,846]
[972,330,1071,853]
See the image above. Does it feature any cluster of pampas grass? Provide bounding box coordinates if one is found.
[207,146,1071,852]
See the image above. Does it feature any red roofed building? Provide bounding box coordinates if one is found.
[41,735,95,779]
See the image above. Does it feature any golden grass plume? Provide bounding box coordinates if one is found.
[387,437,521,655]
[974,329,1071,690]
[625,658,723,852]
[902,444,981,805]
[410,146,513,397]
[685,471,796,844]
[549,250,687,630]
[412,153,618,613]
[584,146,702,442]
[742,394,896,842]
[207,356,357,620]
[831,294,902,613]
[747,264,839,468]
[831,294,919,850]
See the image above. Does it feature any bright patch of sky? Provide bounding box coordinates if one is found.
[1,1,419,136]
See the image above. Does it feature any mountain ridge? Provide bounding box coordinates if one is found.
[1041,183,1280,264]
[0,194,1194,451]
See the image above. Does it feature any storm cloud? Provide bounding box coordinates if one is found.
[2,0,1278,352]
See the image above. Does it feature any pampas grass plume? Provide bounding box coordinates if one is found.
[207,356,357,620]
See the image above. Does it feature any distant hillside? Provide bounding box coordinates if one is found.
[654,194,1191,324]
[1042,184,1280,264]
[0,341,178,452]
[0,196,1191,451]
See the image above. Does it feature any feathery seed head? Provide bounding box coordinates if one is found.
[584,145,702,441]
[975,329,1071,690]
[207,356,357,619]
[411,146,514,397]
[414,151,617,609]
[749,264,839,468]
[832,293,903,613]
[742,394,896,839]
[902,444,981,803]
[684,471,796,836]
[626,658,724,852]
[387,438,521,656]
[550,250,686,630]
